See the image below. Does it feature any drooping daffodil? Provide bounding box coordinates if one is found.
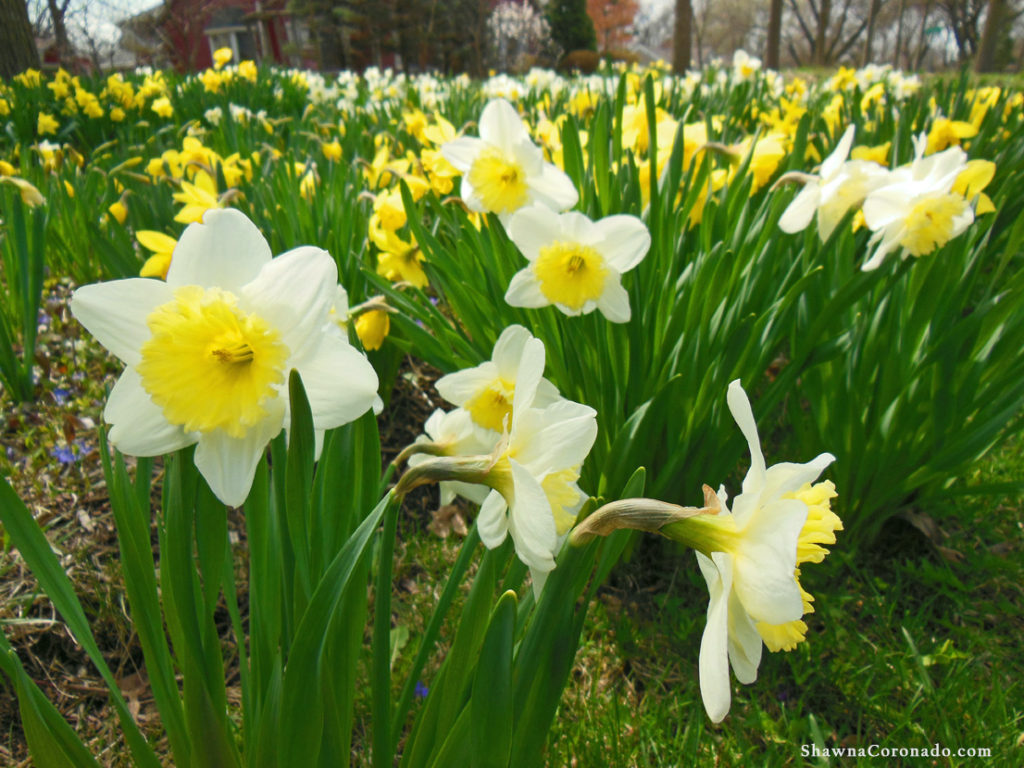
[570,380,839,722]
[778,125,888,241]
[860,135,973,270]
[70,209,379,506]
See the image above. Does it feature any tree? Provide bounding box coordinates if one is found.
[975,0,1006,70]
[673,0,692,72]
[861,0,881,63]
[1,0,40,77]
[587,0,638,51]
[766,0,783,68]
[546,0,597,53]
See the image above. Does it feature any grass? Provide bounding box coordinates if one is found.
[1,280,1022,766]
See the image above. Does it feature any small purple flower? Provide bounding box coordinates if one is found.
[414,681,428,699]
[53,388,70,405]
[51,444,77,464]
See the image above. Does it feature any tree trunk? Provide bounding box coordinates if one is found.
[0,0,39,78]
[672,0,692,73]
[861,0,880,65]
[766,0,783,69]
[912,0,934,70]
[975,0,1005,72]
[893,0,907,68]
[814,0,831,65]
[46,0,72,68]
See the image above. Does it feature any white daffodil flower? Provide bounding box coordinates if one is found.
[71,208,379,506]
[441,98,578,220]
[861,135,972,271]
[435,324,561,436]
[396,326,597,596]
[778,125,888,241]
[504,205,651,323]
[407,408,494,506]
[692,380,835,723]
[478,397,597,595]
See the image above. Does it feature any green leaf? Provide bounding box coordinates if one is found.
[0,474,161,768]
[471,590,517,768]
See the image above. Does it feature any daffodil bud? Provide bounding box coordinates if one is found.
[569,489,719,547]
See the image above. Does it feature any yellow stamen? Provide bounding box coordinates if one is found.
[900,194,969,257]
[465,378,514,433]
[137,286,287,437]
[468,146,528,214]
[534,241,608,311]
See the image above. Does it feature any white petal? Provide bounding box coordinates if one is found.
[529,566,551,599]
[760,453,835,501]
[726,589,763,684]
[478,490,509,549]
[505,268,549,308]
[105,368,196,455]
[459,175,486,213]
[507,460,557,572]
[697,551,733,723]
[512,400,597,471]
[592,215,651,273]
[510,337,546,414]
[193,400,285,507]
[820,125,855,180]
[595,278,631,323]
[862,181,919,230]
[507,206,564,262]
[732,498,807,625]
[726,380,766,495]
[436,363,498,407]
[491,325,533,379]
[292,336,378,431]
[70,278,174,366]
[526,163,579,212]
[861,230,899,271]
[166,209,272,292]
[478,99,529,152]
[778,184,821,234]
[240,246,337,361]
[441,136,485,172]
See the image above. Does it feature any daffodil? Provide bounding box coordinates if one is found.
[355,308,390,351]
[953,159,996,215]
[406,408,494,506]
[137,230,178,279]
[476,396,596,592]
[70,209,379,506]
[213,47,233,70]
[151,97,173,118]
[926,117,977,155]
[569,380,837,722]
[778,125,888,241]
[396,326,595,592]
[504,205,651,322]
[173,171,222,224]
[434,324,560,436]
[687,382,834,721]
[37,112,59,136]
[861,136,973,270]
[371,223,427,288]
[322,140,342,162]
[2,177,46,207]
[441,98,578,219]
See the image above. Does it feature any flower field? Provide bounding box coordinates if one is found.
[0,53,1022,765]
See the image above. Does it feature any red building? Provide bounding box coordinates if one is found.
[120,0,312,72]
